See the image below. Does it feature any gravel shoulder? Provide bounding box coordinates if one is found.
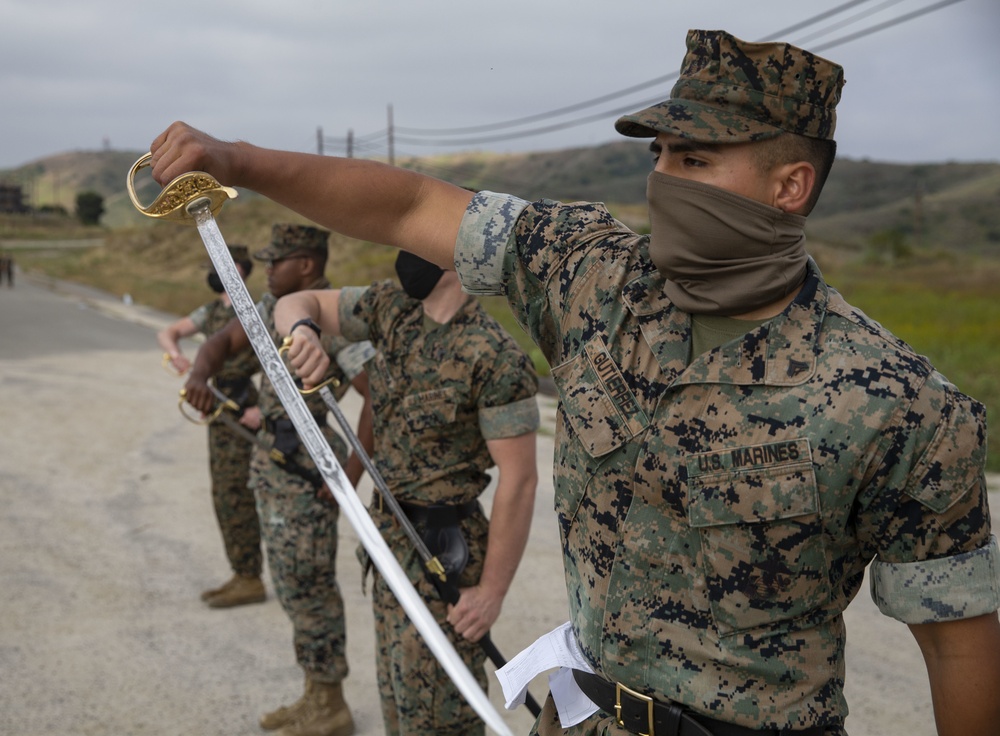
[1,274,995,735]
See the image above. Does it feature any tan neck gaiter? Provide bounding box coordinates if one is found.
[646,172,809,316]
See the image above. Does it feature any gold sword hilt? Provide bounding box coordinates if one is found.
[177,387,234,426]
[278,337,341,395]
[127,152,237,224]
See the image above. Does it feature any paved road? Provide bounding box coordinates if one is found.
[1,273,992,735]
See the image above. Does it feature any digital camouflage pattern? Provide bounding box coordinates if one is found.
[338,280,539,735]
[188,298,262,578]
[249,287,356,684]
[252,222,330,262]
[370,524,490,736]
[455,192,998,734]
[615,29,844,143]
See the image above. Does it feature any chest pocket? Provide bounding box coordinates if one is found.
[687,439,830,637]
[402,387,459,432]
[550,343,649,458]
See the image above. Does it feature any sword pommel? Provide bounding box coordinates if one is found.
[127,152,237,224]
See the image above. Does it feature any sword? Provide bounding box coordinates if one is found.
[128,155,514,736]
[307,379,543,717]
[187,384,325,486]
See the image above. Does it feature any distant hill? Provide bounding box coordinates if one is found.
[3,144,999,252]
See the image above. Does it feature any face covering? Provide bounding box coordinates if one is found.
[395,250,444,300]
[206,271,225,294]
[646,171,808,315]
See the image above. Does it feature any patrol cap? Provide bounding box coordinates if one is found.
[253,223,330,261]
[615,29,845,143]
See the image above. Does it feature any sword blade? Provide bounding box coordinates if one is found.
[188,200,513,736]
[318,385,438,565]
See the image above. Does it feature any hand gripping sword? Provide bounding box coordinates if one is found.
[128,155,515,736]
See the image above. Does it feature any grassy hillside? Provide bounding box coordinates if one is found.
[5,144,998,252]
[5,147,1000,469]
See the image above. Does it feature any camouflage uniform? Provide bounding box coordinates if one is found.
[338,280,539,735]
[188,298,262,578]
[447,29,999,735]
[250,285,359,685]
[455,186,999,734]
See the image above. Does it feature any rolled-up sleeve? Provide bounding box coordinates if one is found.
[871,535,1000,623]
[454,191,528,296]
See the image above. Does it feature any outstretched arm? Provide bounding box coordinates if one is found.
[149,122,473,270]
[274,289,342,388]
[157,316,199,374]
[909,611,1000,735]
[447,431,537,642]
[183,316,250,414]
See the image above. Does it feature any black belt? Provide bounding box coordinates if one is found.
[260,415,326,435]
[214,376,251,393]
[372,495,480,525]
[573,671,831,736]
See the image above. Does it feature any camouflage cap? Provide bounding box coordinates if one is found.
[253,223,330,261]
[615,29,845,143]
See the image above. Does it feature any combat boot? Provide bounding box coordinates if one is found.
[199,574,234,601]
[205,573,266,608]
[260,674,314,731]
[278,681,354,736]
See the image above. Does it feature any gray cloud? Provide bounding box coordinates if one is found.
[1,0,997,169]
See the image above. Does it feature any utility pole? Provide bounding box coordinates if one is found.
[347,129,354,159]
[387,104,394,167]
[317,126,324,156]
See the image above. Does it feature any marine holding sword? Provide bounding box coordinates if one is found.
[274,250,540,735]
[147,28,1000,736]
[178,223,375,736]
[157,243,267,609]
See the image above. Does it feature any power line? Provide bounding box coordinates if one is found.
[811,0,967,52]
[792,0,911,45]
[330,0,969,151]
[393,0,883,138]
[762,0,883,39]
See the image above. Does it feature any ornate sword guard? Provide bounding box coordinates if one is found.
[127,152,237,224]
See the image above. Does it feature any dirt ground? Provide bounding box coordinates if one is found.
[1,272,995,735]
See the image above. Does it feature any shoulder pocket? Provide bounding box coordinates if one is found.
[687,440,829,636]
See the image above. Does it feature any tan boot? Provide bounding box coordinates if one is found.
[278,682,354,736]
[260,674,314,731]
[205,574,266,608]
[199,574,236,601]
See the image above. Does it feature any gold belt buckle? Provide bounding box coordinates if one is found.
[616,681,655,736]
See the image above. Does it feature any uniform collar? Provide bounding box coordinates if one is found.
[623,255,827,387]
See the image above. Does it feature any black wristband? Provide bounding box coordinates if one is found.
[289,317,322,338]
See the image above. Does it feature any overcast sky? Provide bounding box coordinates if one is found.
[2,0,998,171]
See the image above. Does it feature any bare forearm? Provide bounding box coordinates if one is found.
[911,613,1000,735]
[233,144,450,253]
[157,318,197,359]
[149,123,471,269]
[479,472,535,600]
[156,327,182,357]
[274,291,327,336]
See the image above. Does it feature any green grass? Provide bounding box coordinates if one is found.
[825,256,1000,472]
[13,223,999,472]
